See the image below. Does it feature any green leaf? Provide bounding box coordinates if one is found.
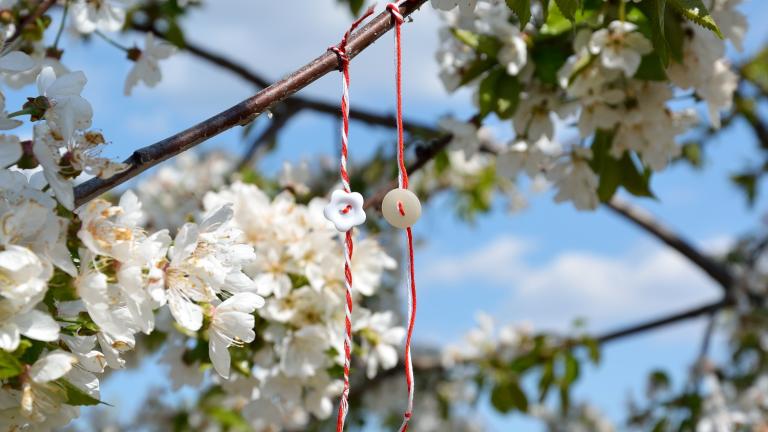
[541,0,574,35]
[495,74,522,119]
[559,382,570,412]
[505,0,532,28]
[637,0,669,66]
[732,173,758,206]
[635,0,685,66]
[664,8,686,62]
[554,0,580,21]
[590,130,655,201]
[164,21,186,47]
[18,340,45,365]
[451,29,501,58]
[509,354,538,374]
[478,68,522,119]
[59,379,103,406]
[538,360,555,403]
[590,130,621,201]
[680,143,702,167]
[478,69,502,118]
[434,150,451,175]
[562,352,580,386]
[491,380,529,413]
[530,37,571,85]
[742,47,768,94]
[342,0,364,15]
[0,350,23,379]
[583,337,601,365]
[459,57,497,86]
[651,418,669,432]
[634,53,668,81]
[668,0,723,38]
[620,155,655,198]
[206,406,250,431]
[648,369,671,393]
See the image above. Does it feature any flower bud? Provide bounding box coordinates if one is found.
[126,47,142,62]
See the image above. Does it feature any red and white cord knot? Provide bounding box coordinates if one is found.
[328,45,350,71]
[386,3,405,23]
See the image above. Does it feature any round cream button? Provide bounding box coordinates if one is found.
[382,188,421,229]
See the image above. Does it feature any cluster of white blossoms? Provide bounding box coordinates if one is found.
[440,314,617,430]
[0,139,403,430]
[0,1,401,429]
[696,372,768,431]
[433,0,746,211]
[0,168,266,429]
[135,160,404,429]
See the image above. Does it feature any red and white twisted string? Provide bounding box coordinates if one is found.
[387,3,418,431]
[330,7,375,432]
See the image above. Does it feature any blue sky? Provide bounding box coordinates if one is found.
[38,0,768,430]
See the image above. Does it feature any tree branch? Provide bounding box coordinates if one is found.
[130,24,437,135]
[363,298,730,395]
[596,298,728,343]
[605,198,734,291]
[73,0,429,207]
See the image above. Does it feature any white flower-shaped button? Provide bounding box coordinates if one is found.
[323,189,367,232]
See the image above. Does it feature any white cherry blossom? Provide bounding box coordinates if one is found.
[208,292,264,378]
[550,148,600,211]
[589,21,652,77]
[36,66,93,144]
[124,32,176,96]
[71,0,130,33]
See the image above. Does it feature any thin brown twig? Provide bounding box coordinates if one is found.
[7,0,57,45]
[365,298,730,385]
[73,0,429,207]
[596,298,728,343]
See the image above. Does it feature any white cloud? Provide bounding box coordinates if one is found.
[422,235,723,333]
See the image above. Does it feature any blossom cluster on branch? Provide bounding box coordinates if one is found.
[0,1,404,429]
[431,0,746,211]
[0,0,762,430]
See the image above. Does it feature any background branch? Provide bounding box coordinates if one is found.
[363,298,731,392]
[73,0,429,207]
[606,198,735,292]
[596,298,728,344]
[236,104,300,171]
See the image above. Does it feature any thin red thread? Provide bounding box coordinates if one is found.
[388,3,418,431]
[331,7,375,432]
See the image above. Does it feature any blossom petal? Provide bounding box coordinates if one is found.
[0,323,20,351]
[15,309,59,342]
[167,289,203,331]
[0,51,35,73]
[36,66,57,95]
[208,330,231,378]
[30,350,77,383]
[46,71,87,97]
[0,135,21,166]
[218,292,264,313]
